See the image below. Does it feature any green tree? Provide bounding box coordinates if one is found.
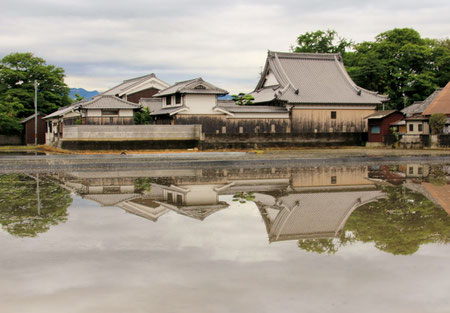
[0,98,23,134]
[231,93,255,106]
[0,174,72,237]
[134,107,153,124]
[293,29,352,54]
[298,185,449,255]
[0,52,71,134]
[344,28,450,109]
[429,113,447,134]
[73,93,85,102]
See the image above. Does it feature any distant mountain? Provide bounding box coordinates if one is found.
[69,88,99,101]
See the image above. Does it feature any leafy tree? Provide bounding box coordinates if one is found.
[73,93,85,102]
[134,107,153,124]
[0,99,23,134]
[293,29,352,54]
[0,52,71,134]
[231,93,255,106]
[298,185,449,255]
[429,113,447,134]
[0,174,72,237]
[344,28,450,109]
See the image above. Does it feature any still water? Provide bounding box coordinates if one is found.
[0,163,449,312]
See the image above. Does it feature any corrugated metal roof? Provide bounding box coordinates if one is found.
[155,78,228,96]
[422,82,450,116]
[365,110,398,119]
[251,51,388,105]
[81,95,141,109]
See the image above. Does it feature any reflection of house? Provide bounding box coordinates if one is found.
[251,51,388,133]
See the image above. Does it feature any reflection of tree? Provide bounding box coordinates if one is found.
[298,186,449,255]
[134,177,153,193]
[233,192,255,203]
[0,174,72,237]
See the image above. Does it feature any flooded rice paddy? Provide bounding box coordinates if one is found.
[0,162,449,312]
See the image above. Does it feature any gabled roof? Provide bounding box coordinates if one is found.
[81,95,141,110]
[43,102,84,119]
[99,73,170,97]
[21,112,44,123]
[365,110,400,119]
[423,82,450,116]
[251,51,388,105]
[155,78,228,96]
[402,88,443,116]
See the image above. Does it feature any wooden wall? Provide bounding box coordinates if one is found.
[125,88,160,104]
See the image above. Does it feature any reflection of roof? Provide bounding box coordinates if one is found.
[251,51,388,104]
[155,200,228,221]
[118,199,169,222]
[423,82,450,116]
[257,190,385,242]
[155,78,228,96]
[100,73,170,97]
[365,110,399,119]
[81,95,141,109]
[402,88,443,116]
[83,193,141,206]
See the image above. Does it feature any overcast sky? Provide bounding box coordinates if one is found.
[1,0,449,93]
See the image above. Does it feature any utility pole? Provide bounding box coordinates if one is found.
[34,80,39,145]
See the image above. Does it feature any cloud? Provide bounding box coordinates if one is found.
[1,0,449,92]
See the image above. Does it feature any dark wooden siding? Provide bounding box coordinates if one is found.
[24,114,46,144]
[368,112,403,143]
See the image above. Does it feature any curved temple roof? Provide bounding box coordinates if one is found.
[251,51,388,105]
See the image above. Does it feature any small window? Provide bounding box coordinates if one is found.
[167,192,173,203]
[176,194,183,205]
[331,176,337,184]
[166,96,172,105]
[418,167,423,175]
[418,124,423,132]
[409,124,414,132]
[331,111,337,119]
[370,126,381,134]
[102,109,119,116]
[175,93,181,104]
[409,167,414,175]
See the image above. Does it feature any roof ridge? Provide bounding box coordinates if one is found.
[269,50,340,59]
[123,73,156,83]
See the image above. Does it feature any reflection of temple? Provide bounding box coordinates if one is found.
[50,166,390,232]
[255,166,385,242]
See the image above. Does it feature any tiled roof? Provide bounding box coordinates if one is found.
[43,102,84,119]
[251,51,388,105]
[81,95,141,110]
[217,101,289,114]
[100,73,169,97]
[422,82,450,116]
[149,106,187,116]
[365,110,399,119]
[139,97,163,113]
[155,78,228,96]
[402,88,443,116]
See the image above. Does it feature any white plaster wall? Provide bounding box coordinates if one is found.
[183,94,217,115]
[184,185,219,205]
[407,121,430,135]
[87,109,101,117]
[119,109,134,117]
[263,72,278,87]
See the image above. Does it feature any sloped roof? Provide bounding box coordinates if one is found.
[216,101,289,114]
[365,110,399,119]
[149,106,187,116]
[83,193,141,206]
[423,82,450,116]
[155,78,228,96]
[251,51,388,105]
[21,112,44,123]
[43,102,84,119]
[402,88,443,116]
[139,97,163,113]
[81,95,141,110]
[100,73,170,97]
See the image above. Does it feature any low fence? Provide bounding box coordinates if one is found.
[0,135,22,145]
[62,125,203,141]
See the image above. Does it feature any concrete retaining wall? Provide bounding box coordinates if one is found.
[63,125,202,141]
[0,135,22,145]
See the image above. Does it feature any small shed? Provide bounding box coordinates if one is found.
[365,110,404,143]
[21,112,46,145]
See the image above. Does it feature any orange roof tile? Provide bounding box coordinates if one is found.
[423,82,450,116]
